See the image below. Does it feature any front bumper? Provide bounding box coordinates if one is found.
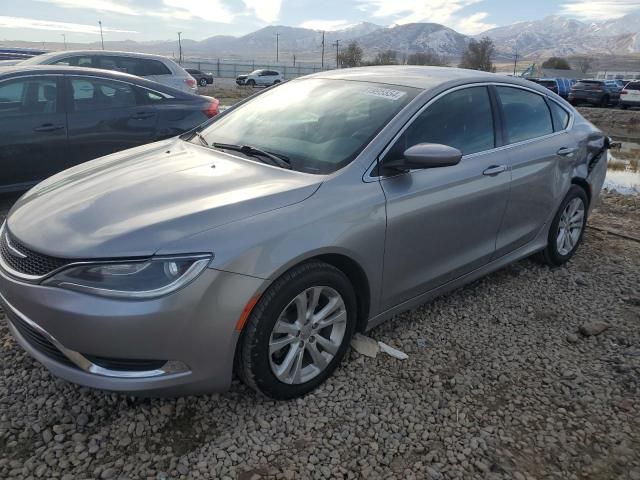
[0,266,263,396]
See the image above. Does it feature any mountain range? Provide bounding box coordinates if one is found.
[2,14,640,64]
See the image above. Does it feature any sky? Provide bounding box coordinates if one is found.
[1,0,639,43]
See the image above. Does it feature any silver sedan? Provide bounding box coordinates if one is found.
[0,66,609,399]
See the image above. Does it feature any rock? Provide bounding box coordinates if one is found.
[566,333,579,343]
[101,467,116,479]
[76,414,89,427]
[579,321,609,336]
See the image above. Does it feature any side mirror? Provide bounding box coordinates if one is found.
[381,143,463,173]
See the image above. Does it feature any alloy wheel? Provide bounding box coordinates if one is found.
[556,197,585,256]
[268,286,347,385]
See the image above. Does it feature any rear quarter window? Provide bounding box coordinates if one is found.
[548,101,570,131]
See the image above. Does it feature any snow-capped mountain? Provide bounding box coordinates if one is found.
[479,13,640,56]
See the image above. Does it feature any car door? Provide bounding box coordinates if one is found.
[492,85,571,257]
[65,75,159,166]
[379,85,511,310]
[0,75,68,191]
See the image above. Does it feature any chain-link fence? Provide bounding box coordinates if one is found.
[181,59,330,80]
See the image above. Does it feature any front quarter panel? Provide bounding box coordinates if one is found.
[156,172,387,318]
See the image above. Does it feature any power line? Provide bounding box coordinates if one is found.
[321,31,325,69]
[98,21,104,50]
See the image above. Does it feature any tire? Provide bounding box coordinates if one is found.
[600,95,609,108]
[198,78,207,87]
[620,104,628,110]
[247,79,256,87]
[273,80,281,85]
[534,185,589,267]
[236,261,357,400]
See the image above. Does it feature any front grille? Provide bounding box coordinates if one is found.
[1,299,75,368]
[84,355,167,372]
[0,228,71,278]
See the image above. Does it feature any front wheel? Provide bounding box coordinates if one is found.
[534,185,588,266]
[236,261,357,399]
[246,79,256,87]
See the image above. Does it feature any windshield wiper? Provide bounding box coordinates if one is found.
[212,142,292,170]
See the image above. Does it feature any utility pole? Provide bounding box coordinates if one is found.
[61,33,67,50]
[98,21,104,49]
[293,54,296,66]
[513,49,519,76]
[177,32,183,64]
[333,40,340,69]
[276,33,280,63]
[321,31,325,70]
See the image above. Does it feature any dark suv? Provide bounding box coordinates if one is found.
[568,80,620,107]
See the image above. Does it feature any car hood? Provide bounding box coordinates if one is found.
[7,138,322,259]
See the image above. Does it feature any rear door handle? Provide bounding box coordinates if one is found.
[33,124,64,132]
[557,147,577,157]
[483,165,507,176]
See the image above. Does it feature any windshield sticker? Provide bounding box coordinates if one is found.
[363,87,406,101]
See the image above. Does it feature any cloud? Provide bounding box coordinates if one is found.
[243,0,282,23]
[0,15,137,34]
[161,0,235,23]
[455,12,496,34]
[35,0,237,23]
[358,0,483,25]
[299,20,355,31]
[37,0,138,15]
[560,0,640,19]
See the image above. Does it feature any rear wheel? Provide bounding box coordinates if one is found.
[600,95,609,108]
[236,261,357,399]
[534,185,588,266]
[620,104,628,110]
[273,80,281,85]
[198,78,207,87]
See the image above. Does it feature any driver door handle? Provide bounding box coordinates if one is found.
[557,147,577,157]
[483,165,507,176]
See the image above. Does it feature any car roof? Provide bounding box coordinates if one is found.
[304,65,546,92]
[21,49,176,63]
[0,65,193,97]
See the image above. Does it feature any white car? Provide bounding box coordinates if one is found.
[620,81,640,109]
[19,50,197,94]
[236,69,283,87]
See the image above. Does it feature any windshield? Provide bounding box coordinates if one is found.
[198,79,419,174]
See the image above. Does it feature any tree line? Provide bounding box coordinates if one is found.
[337,38,592,74]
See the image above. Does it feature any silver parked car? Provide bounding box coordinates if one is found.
[19,50,198,94]
[0,67,608,399]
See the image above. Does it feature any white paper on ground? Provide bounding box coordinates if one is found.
[378,341,409,360]
[350,333,380,358]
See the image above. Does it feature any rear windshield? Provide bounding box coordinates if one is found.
[539,80,557,88]
[574,81,603,88]
[625,82,640,91]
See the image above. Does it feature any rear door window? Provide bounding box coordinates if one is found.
[384,86,495,160]
[71,78,137,112]
[496,86,553,144]
[144,60,171,75]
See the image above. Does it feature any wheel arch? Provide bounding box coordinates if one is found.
[252,251,373,334]
[571,177,591,207]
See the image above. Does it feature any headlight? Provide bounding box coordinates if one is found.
[43,256,211,299]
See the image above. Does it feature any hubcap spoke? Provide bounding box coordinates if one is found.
[293,292,308,322]
[276,343,302,382]
[313,296,341,323]
[307,342,328,370]
[269,335,297,354]
[317,310,346,330]
[273,319,301,336]
[314,334,340,355]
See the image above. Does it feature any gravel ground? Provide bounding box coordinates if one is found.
[0,191,639,480]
